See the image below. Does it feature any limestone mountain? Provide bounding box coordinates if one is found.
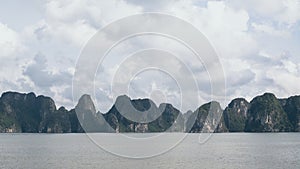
[75,94,112,132]
[149,103,184,132]
[186,101,228,133]
[1,91,300,133]
[282,96,300,131]
[0,92,56,132]
[245,93,292,132]
[0,91,84,133]
[223,98,249,132]
[39,106,71,133]
[103,95,184,132]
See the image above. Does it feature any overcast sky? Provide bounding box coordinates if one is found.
[0,0,300,112]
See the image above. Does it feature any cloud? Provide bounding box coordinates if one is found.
[252,22,291,37]
[0,0,300,111]
[23,53,72,88]
[30,0,143,47]
[228,70,255,87]
[162,1,258,59]
[267,69,300,95]
[26,17,97,48]
[0,22,24,57]
[229,0,300,26]
[278,0,300,26]
[22,53,74,108]
[33,0,143,109]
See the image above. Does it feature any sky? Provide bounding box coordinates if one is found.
[0,0,300,113]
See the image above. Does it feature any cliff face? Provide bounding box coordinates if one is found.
[75,94,111,132]
[1,91,300,133]
[282,96,300,131]
[0,92,51,132]
[186,101,228,133]
[68,109,84,133]
[0,92,20,132]
[245,93,292,132]
[104,95,157,132]
[149,103,184,132]
[223,98,249,132]
[104,95,184,132]
[39,107,71,133]
[0,92,82,133]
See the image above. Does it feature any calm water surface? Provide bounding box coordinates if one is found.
[0,133,299,169]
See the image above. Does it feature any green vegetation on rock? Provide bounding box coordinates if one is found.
[0,91,300,133]
[223,98,249,132]
[245,93,292,132]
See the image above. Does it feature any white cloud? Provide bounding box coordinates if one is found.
[281,60,298,74]
[39,0,143,47]
[0,22,24,57]
[50,85,73,108]
[267,68,300,96]
[252,22,291,37]
[230,0,300,26]
[0,0,144,109]
[159,1,260,73]
[276,0,300,26]
[23,53,72,88]
[0,0,300,111]
[0,22,32,94]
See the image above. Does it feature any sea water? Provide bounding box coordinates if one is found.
[0,133,299,169]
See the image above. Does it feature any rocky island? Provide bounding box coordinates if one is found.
[0,91,299,133]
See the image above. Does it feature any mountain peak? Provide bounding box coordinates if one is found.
[1,91,300,133]
[262,92,276,98]
[76,94,96,114]
[116,94,130,101]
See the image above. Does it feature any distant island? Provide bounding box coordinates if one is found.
[0,91,299,133]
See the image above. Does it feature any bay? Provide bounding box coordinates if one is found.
[0,133,299,169]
